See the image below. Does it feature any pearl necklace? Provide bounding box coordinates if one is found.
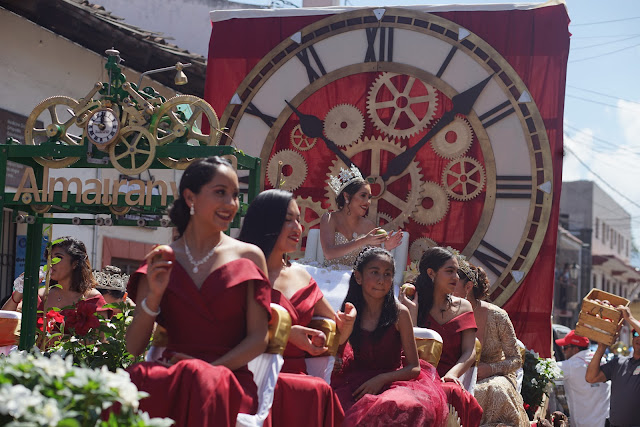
[184,237,222,273]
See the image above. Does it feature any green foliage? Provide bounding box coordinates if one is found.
[520,349,562,419]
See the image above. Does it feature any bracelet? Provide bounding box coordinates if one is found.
[10,292,20,304]
[140,298,161,317]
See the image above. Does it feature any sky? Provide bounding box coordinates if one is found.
[235,0,640,265]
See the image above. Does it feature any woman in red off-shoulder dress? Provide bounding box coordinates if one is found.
[239,189,349,426]
[399,247,483,427]
[125,157,272,427]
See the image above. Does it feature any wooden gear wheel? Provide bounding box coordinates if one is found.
[151,95,221,169]
[109,125,156,175]
[24,96,83,168]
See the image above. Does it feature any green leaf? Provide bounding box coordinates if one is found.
[57,418,81,427]
[52,238,65,245]
[51,257,61,265]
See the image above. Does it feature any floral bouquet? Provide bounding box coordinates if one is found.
[0,350,173,426]
[521,349,562,420]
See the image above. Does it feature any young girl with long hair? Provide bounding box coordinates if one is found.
[332,247,447,427]
[239,189,350,426]
[125,156,272,426]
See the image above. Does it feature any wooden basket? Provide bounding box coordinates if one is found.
[575,289,629,346]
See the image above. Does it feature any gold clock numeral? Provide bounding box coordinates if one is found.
[365,27,394,62]
[296,46,327,84]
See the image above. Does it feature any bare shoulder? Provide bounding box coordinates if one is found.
[288,264,312,284]
[455,296,473,314]
[231,238,266,266]
[86,288,102,298]
[320,211,335,228]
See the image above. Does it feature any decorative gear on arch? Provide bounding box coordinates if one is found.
[410,237,438,263]
[441,157,486,201]
[267,149,308,191]
[324,136,424,230]
[293,196,325,259]
[323,104,365,147]
[366,72,438,139]
[412,182,450,225]
[431,116,474,159]
[290,124,317,151]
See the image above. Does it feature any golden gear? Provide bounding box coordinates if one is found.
[293,196,325,259]
[323,104,365,147]
[366,72,438,139]
[25,96,83,168]
[290,124,317,151]
[151,95,221,169]
[431,117,474,159]
[267,149,308,191]
[324,136,424,230]
[376,212,395,229]
[109,125,157,175]
[412,182,450,225]
[109,205,131,216]
[441,157,486,201]
[410,237,438,262]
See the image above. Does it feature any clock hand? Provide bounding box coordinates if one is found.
[382,74,493,182]
[285,100,354,168]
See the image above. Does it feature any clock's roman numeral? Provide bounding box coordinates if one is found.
[245,102,276,128]
[436,46,457,78]
[295,46,327,84]
[496,175,532,199]
[479,100,515,128]
[364,27,394,62]
[473,240,511,277]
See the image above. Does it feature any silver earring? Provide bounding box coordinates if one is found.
[190,204,195,216]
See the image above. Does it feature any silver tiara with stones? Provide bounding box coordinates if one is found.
[328,164,365,195]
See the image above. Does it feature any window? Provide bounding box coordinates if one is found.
[602,223,606,242]
[595,218,599,239]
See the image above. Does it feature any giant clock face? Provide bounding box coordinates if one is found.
[220,8,553,305]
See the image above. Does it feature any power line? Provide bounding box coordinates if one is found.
[564,145,640,211]
[565,94,640,111]
[564,124,640,156]
[571,16,640,26]
[567,85,640,106]
[569,42,640,63]
[571,34,640,50]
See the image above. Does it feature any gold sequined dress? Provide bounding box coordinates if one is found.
[322,232,363,268]
[474,304,530,426]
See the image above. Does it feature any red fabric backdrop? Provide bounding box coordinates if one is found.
[204,5,570,357]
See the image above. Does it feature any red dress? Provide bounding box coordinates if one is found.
[127,259,272,427]
[331,326,448,427]
[269,279,344,427]
[422,311,483,427]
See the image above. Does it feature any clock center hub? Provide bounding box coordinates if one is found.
[396,96,409,109]
[45,124,60,137]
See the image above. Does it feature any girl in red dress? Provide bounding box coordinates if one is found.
[332,247,448,427]
[239,189,350,426]
[399,246,483,427]
[125,157,272,427]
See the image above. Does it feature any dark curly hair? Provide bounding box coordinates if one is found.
[342,247,397,352]
[469,263,490,300]
[336,179,367,210]
[168,156,234,236]
[47,236,96,294]
[415,247,455,326]
[238,189,293,260]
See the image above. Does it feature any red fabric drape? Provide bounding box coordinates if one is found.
[204,5,569,357]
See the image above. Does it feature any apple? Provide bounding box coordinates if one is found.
[375,229,388,237]
[401,283,416,298]
[151,245,175,264]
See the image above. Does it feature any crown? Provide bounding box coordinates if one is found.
[94,265,129,292]
[458,259,478,286]
[328,164,365,195]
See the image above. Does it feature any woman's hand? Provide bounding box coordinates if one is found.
[363,228,388,247]
[398,287,418,326]
[441,372,464,388]
[353,374,388,401]
[385,230,403,251]
[476,362,492,381]
[144,246,174,298]
[335,302,357,342]
[289,325,328,356]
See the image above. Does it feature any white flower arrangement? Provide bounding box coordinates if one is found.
[0,350,173,426]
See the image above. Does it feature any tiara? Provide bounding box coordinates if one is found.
[328,165,364,195]
[94,265,129,291]
[458,259,478,286]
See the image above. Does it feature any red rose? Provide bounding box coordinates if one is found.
[37,310,64,333]
[65,300,100,336]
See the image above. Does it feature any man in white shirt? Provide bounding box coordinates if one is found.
[556,330,610,427]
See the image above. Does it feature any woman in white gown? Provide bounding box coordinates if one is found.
[295,165,402,310]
